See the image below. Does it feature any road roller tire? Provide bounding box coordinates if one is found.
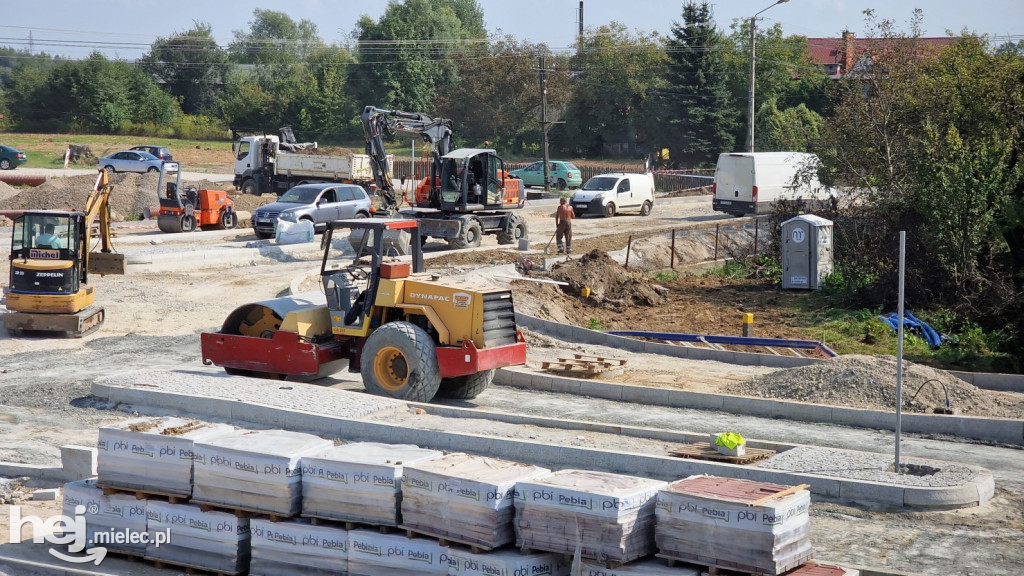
[361,321,440,402]
[437,369,495,399]
[157,214,183,233]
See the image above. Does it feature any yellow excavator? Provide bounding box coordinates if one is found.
[4,170,126,336]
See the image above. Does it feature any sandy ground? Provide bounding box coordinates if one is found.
[0,175,1022,574]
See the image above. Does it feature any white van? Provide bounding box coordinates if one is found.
[570,173,655,217]
[712,152,832,216]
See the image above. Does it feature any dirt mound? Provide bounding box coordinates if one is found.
[727,354,1024,418]
[294,146,358,156]
[0,173,271,220]
[548,249,666,307]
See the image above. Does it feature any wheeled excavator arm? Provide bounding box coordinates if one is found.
[361,106,454,213]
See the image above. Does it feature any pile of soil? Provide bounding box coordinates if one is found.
[549,250,667,306]
[726,354,1024,417]
[0,173,271,221]
[293,146,358,156]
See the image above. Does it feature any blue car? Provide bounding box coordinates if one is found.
[0,145,27,170]
[97,150,176,174]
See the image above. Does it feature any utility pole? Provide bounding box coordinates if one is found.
[748,0,791,152]
[578,2,584,41]
[535,56,563,193]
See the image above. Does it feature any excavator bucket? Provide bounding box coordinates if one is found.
[88,252,126,275]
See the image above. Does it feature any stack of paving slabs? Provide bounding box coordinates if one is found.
[347,528,448,575]
[447,547,570,576]
[145,501,250,574]
[514,469,667,564]
[655,475,813,575]
[578,558,701,576]
[97,417,233,497]
[62,479,148,556]
[249,517,348,576]
[192,429,333,516]
[401,452,550,548]
[301,442,443,526]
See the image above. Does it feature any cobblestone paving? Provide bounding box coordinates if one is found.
[760,445,979,486]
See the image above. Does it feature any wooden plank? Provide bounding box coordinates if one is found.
[668,443,776,465]
[746,484,811,507]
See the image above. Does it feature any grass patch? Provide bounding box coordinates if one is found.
[588,317,604,331]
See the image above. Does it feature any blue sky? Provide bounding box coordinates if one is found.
[3,0,1022,60]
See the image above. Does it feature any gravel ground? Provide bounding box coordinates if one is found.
[760,445,980,487]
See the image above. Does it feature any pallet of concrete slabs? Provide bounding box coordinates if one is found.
[655,475,813,575]
[578,558,701,576]
[145,501,250,575]
[401,452,550,549]
[301,442,443,526]
[249,517,348,576]
[447,547,570,576]
[97,417,234,497]
[347,528,448,575]
[63,479,148,556]
[514,469,667,564]
[192,429,333,516]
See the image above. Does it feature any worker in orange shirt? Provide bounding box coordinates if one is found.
[555,197,575,254]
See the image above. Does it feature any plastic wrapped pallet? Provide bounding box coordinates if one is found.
[249,517,348,576]
[447,547,570,576]
[655,475,814,575]
[577,558,701,576]
[62,479,149,556]
[192,429,333,516]
[514,469,667,564]
[145,501,250,575]
[301,442,443,525]
[401,453,550,548]
[348,528,448,576]
[97,417,234,496]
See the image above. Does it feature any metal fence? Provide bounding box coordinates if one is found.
[388,158,714,193]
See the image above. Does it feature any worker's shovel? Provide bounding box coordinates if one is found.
[543,231,557,255]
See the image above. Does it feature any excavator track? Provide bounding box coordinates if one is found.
[4,305,106,338]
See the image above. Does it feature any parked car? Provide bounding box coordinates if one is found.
[130,145,174,162]
[571,172,655,217]
[0,145,27,170]
[97,150,175,174]
[510,160,581,190]
[252,182,372,240]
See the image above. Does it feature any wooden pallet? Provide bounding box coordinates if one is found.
[95,483,189,504]
[145,555,242,576]
[400,524,499,554]
[564,353,628,366]
[190,499,293,522]
[303,514,395,533]
[658,550,814,576]
[542,353,628,377]
[668,443,776,465]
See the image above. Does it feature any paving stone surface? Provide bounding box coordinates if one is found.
[760,445,979,487]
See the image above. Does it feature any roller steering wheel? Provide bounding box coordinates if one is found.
[346,265,370,281]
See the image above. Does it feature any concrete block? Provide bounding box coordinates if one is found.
[666,390,724,411]
[493,369,514,385]
[548,377,582,395]
[902,413,1023,445]
[531,374,554,391]
[579,380,623,401]
[773,401,833,424]
[838,479,906,508]
[32,489,59,501]
[722,395,775,419]
[619,384,670,406]
[509,369,534,389]
[60,445,97,480]
[831,406,894,431]
[976,472,995,504]
[902,480,989,509]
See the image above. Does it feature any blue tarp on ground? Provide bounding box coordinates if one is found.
[879,311,947,348]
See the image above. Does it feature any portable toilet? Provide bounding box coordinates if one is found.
[781,215,833,290]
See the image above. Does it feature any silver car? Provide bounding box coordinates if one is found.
[252,182,373,240]
[97,150,175,173]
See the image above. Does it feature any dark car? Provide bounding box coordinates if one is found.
[252,182,373,240]
[0,145,27,170]
[130,145,174,162]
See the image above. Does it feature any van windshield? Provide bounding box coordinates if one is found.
[582,177,617,191]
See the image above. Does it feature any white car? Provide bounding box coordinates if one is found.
[570,173,655,217]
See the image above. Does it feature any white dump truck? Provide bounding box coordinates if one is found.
[232,128,389,196]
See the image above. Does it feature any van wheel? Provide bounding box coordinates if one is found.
[603,203,616,218]
[640,201,652,216]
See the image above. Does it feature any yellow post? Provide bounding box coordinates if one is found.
[742,313,754,337]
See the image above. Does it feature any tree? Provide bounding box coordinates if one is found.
[349,0,486,111]
[229,9,322,65]
[433,36,569,153]
[648,1,735,167]
[755,100,823,152]
[142,22,229,115]
[559,22,665,157]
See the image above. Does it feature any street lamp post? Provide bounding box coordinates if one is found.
[748,0,790,152]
